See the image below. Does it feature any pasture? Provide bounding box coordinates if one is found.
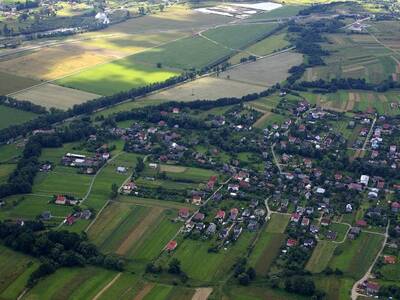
[249,5,305,19]
[0,144,22,162]
[0,71,39,95]
[23,267,117,300]
[0,245,38,300]
[227,285,308,300]
[220,51,303,87]
[266,213,290,233]
[0,104,38,129]
[12,84,100,109]
[329,232,384,279]
[314,276,354,300]
[0,164,15,183]
[306,241,337,273]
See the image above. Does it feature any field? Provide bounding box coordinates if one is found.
[12,83,100,109]
[0,104,38,129]
[0,245,39,300]
[0,163,15,183]
[23,267,118,300]
[0,144,22,162]
[249,5,305,19]
[314,276,354,300]
[227,286,308,300]
[306,241,337,273]
[0,71,39,95]
[329,232,384,279]
[145,76,265,102]
[220,51,303,87]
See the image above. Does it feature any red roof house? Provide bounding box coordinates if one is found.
[356,219,367,227]
[165,240,177,252]
[179,208,190,219]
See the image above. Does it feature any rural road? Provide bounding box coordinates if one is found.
[350,221,390,300]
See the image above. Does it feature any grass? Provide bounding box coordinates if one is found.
[24,267,117,300]
[227,285,308,300]
[306,241,337,273]
[142,164,217,183]
[0,245,39,299]
[203,23,278,50]
[57,60,180,96]
[329,232,384,279]
[143,284,173,300]
[249,5,305,19]
[314,275,354,300]
[169,232,254,283]
[380,261,400,281]
[266,214,290,233]
[0,105,38,130]
[0,163,15,183]
[0,144,22,162]
[95,273,141,300]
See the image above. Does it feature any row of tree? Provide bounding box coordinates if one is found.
[0,95,47,114]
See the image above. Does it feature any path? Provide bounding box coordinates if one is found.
[192,288,213,300]
[92,273,122,300]
[351,221,390,300]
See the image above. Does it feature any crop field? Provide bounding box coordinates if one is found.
[142,164,218,183]
[0,104,38,129]
[329,232,384,279]
[306,241,337,273]
[145,76,265,102]
[94,273,142,300]
[229,33,291,65]
[138,284,195,300]
[266,214,290,233]
[314,276,354,300]
[168,232,254,282]
[88,201,180,261]
[220,51,303,87]
[24,267,117,300]
[203,23,279,50]
[12,83,100,109]
[0,71,40,95]
[0,245,39,300]
[228,286,308,300]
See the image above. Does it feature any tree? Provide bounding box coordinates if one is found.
[110,183,118,199]
[238,273,250,285]
[168,258,181,274]
[135,157,145,174]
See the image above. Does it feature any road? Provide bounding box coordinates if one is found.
[351,221,390,300]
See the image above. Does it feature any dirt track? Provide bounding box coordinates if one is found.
[192,288,213,300]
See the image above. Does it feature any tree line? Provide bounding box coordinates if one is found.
[0,95,47,114]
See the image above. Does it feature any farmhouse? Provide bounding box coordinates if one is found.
[165,240,177,252]
[384,255,396,264]
[179,207,190,219]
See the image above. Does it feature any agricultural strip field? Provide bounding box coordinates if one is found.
[306,241,337,273]
[142,284,195,300]
[220,51,303,87]
[23,267,118,300]
[0,104,38,129]
[145,76,265,102]
[329,232,384,279]
[0,245,39,300]
[12,83,100,109]
[314,276,354,300]
[0,71,39,95]
[227,285,309,300]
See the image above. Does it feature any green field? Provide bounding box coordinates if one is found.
[56,60,180,96]
[250,5,305,20]
[266,213,290,233]
[227,285,308,300]
[24,267,117,300]
[329,232,384,279]
[314,276,354,300]
[0,105,38,129]
[0,163,15,183]
[306,241,337,273]
[0,144,22,162]
[0,245,39,300]
[143,284,195,300]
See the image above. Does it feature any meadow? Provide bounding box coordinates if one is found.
[306,241,337,273]
[0,71,39,95]
[0,104,38,129]
[249,5,305,19]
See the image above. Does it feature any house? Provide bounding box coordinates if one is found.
[172,107,180,114]
[206,223,217,235]
[116,166,127,173]
[348,227,361,240]
[122,182,136,194]
[348,183,363,191]
[356,219,367,227]
[316,187,326,194]
[55,195,67,205]
[215,210,226,220]
[303,239,314,247]
[321,217,331,226]
[242,209,251,218]
[326,230,337,240]
[360,175,370,186]
[179,207,190,219]
[192,195,202,205]
[391,202,400,213]
[291,212,301,223]
[384,255,397,264]
[65,215,76,225]
[345,203,353,213]
[207,175,218,190]
[247,220,258,231]
[233,226,243,239]
[165,240,177,252]
[81,210,92,220]
[228,184,239,192]
[230,208,239,220]
[286,239,298,247]
[41,211,52,221]
[301,217,310,227]
[193,212,205,222]
[310,225,319,234]
[366,282,380,295]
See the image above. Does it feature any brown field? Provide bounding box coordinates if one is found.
[115,206,164,256]
[145,76,265,102]
[0,71,40,95]
[253,112,272,127]
[346,92,356,111]
[12,83,99,109]
[159,165,187,173]
[134,283,155,300]
[192,288,213,300]
[220,51,303,86]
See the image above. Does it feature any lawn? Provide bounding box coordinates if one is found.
[306,241,337,273]
[0,245,39,300]
[24,267,117,300]
[266,214,290,233]
[329,232,384,279]
[56,59,180,96]
[203,23,279,50]
[0,104,38,130]
[380,261,400,281]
